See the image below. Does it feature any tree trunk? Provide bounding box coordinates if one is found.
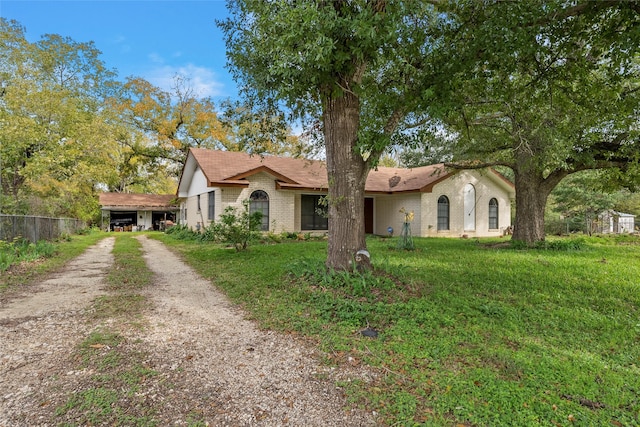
[511,166,566,245]
[323,90,370,271]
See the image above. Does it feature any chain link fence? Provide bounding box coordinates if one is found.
[0,215,86,242]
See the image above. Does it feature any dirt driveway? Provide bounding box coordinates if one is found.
[0,235,378,426]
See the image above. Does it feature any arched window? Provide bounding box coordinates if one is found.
[464,183,476,231]
[437,195,449,231]
[489,198,499,229]
[250,190,269,231]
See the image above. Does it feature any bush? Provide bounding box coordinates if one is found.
[164,224,199,241]
[0,238,56,272]
[211,201,263,251]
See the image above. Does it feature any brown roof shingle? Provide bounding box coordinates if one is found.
[183,149,513,194]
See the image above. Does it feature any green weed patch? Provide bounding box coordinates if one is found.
[0,231,106,292]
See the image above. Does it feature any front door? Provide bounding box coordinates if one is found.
[364,198,374,234]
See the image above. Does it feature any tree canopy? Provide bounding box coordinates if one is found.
[220,0,453,269]
[0,18,304,221]
[439,1,640,243]
[0,19,121,219]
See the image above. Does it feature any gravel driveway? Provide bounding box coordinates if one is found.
[0,235,379,426]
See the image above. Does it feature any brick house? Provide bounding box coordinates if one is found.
[176,148,515,237]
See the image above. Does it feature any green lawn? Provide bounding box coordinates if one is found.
[155,233,640,426]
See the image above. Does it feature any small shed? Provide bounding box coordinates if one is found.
[99,193,178,231]
[597,210,636,234]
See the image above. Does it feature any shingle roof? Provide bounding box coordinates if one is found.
[99,193,178,209]
[190,148,327,189]
[180,149,513,194]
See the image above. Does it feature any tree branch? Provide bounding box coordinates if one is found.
[445,159,514,170]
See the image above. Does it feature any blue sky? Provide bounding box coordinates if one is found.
[1,0,237,101]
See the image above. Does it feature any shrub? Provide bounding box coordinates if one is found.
[0,238,56,271]
[164,224,199,241]
[211,201,263,251]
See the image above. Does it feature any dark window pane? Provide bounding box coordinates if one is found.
[437,195,449,231]
[489,198,499,229]
[250,190,269,231]
[301,195,328,230]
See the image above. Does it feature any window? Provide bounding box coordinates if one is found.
[489,198,499,229]
[208,191,215,221]
[463,183,476,231]
[437,195,449,230]
[250,190,269,231]
[197,194,201,212]
[301,195,328,230]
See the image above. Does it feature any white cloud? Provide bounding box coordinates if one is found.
[148,52,165,64]
[146,63,225,98]
[111,35,131,54]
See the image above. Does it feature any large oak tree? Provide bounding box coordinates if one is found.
[220,0,449,269]
[440,1,640,244]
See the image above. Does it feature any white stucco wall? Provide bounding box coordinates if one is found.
[420,170,512,237]
[373,194,422,237]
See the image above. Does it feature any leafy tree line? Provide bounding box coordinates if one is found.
[0,18,305,221]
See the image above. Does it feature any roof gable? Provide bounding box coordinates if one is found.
[226,165,300,184]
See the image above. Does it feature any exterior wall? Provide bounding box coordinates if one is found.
[233,172,296,233]
[421,170,512,237]
[373,194,422,237]
[598,212,635,234]
[138,210,153,230]
[180,171,297,232]
[180,167,212,229]
[179,166,513,237]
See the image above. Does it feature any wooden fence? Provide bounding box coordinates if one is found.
[0,214,86,242]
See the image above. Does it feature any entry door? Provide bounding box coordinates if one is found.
[364,198,374,234]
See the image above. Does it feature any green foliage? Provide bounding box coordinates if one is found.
[210,201,263,251]
[165,203,263,251]
[159,235,640,426]
[551,171,622,234]
[510,237,587,251]
[0,238,56,272]
[164,224,199,240]
[438,2,640,244]
[0,18,122,220]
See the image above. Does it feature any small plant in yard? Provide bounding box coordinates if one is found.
[212,200,263,251]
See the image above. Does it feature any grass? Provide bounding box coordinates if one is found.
[154,233,640,426]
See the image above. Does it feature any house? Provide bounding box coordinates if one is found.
[176,149,515,238]
[597,210,636,234]
[98,193,178,231]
